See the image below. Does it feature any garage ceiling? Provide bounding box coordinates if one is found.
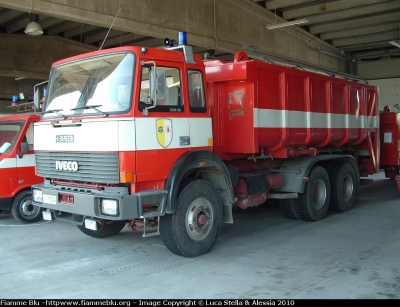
[257,0,400,61]
[0,0,399,61]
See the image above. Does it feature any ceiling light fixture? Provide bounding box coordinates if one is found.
[389,40,400,48]
[25,13,43,35]
[267,18,308,30]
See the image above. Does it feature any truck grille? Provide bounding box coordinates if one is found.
[35,152,119,184]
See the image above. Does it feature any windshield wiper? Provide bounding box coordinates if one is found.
[43,109,66,119]
[70,104,107,117]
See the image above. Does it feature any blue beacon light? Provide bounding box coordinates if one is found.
[178,31,187,45]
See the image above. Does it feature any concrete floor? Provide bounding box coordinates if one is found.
[1,171,399,299]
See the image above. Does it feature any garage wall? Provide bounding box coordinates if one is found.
[0,33,96,115]
[357,57,400,80]
[367,77,400,111]
[0,101,12,116]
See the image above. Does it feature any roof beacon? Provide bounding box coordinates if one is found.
[164,32,195,64]
[178,31,187,45]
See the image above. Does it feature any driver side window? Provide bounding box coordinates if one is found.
[139,66,182,112]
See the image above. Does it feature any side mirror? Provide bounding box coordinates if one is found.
[33,80,48,113]
[149,70,166,101]
[19,142,29,158]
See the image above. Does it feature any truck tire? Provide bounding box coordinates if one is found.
[73,215,126,238]
[279,199,300,220]
[11,190,43,223]
[295,166,330,221]
[160,179,223,257]
[329,162,357,212]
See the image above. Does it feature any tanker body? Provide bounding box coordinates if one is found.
[31,40,381,257]
[205,51,378,161]
[204,51,379,220]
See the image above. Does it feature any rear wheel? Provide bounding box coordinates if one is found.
[73,215,126,238]
[295,166,330,221]
[11,190,42,223]
[160,179,223,257]
[329,162,357,212]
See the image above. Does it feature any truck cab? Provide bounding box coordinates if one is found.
[0,113,43,222]
[30,41,235,257]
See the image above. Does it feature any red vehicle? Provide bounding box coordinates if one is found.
[30,37,399,257]
[0,112,43,222]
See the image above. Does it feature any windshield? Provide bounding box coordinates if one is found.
[0,120,24,154]
[43,52,135,118]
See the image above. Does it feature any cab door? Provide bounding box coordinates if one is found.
[135,64,190,182]
[0,121,20,204]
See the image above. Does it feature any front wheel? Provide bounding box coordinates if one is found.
[160,179,223,257]
[11,190,43,223]
[73,215,126,238]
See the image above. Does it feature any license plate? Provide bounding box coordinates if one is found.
[56,135,74,143]
[43,194,56,205]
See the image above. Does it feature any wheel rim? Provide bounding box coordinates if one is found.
[20,197,40,219]
[312,179,327,209]
[185,198,213,241]
[342,174,354,201]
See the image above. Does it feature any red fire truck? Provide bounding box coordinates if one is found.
[30,38,399,257]
[0,112,43,222]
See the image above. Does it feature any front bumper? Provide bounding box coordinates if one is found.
[31,180,168,220]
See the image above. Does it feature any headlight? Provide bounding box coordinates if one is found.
[32,189,43,202]
[101,199,118,216]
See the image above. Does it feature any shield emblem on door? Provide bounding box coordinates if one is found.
[156,118,173,148]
